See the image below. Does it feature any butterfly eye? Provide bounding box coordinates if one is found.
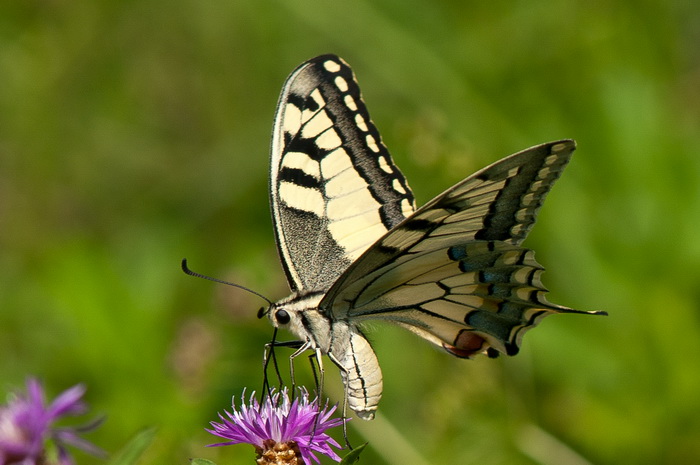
[275,309,290,325]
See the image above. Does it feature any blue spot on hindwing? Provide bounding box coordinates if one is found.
[447,245,467,261]
[465,310,513,344]
[480,269,511,284]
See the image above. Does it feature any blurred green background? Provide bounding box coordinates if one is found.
[2,1,699,464]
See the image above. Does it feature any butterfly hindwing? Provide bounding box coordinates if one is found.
[270,55,415,293]
[327,239,585,358]
[323,140,575,301]
[322,141,601,357]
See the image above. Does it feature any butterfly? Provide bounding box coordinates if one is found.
[263,54,605,420]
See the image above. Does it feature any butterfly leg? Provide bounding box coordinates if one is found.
[307,350,325,399]
[327,351,353,449]
[304,348,328,441]
[261,334,304,403]
[288,340,313,398]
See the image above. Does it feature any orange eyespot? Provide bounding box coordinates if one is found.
[443,331,487,359]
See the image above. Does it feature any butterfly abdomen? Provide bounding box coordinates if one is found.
[330,323,382,420]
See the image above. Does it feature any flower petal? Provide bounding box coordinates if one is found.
[53,428,107,458]
[47,384,87,418]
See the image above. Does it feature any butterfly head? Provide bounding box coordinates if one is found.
[256,303,300,336]
[263,292,330,349]
[264,304,293,328]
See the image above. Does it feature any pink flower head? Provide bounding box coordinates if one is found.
[0,379,104,465]
[207,388,345,464]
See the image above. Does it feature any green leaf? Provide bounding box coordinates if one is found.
[106,427,157,465]
[339,443,368,464]
[190,459,218,465]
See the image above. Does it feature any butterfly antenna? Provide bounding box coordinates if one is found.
[181,258,273,306]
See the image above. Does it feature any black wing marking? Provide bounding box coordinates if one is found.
[270,54,415,292]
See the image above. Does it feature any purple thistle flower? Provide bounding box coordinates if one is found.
[207,388,345,465]
[0,378,105,465]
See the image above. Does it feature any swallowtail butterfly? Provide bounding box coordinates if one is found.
[264,54,605,420]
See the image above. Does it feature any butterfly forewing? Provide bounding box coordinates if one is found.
[270,54,415,292]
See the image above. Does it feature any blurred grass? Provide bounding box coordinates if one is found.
[1,0,699,464]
